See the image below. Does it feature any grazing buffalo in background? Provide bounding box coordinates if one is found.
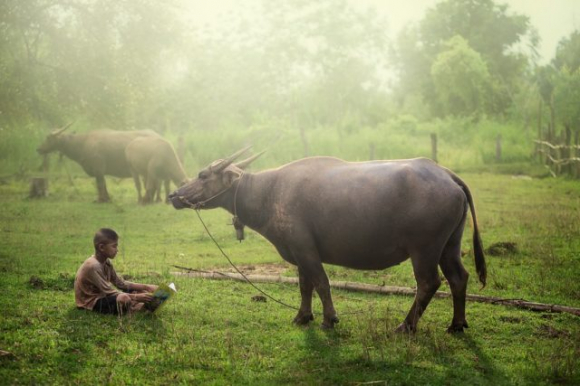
[37,123,160,202]
[169,148,486,333]
[125,136,189,204]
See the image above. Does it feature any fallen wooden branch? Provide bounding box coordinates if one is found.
[172,269,580,317]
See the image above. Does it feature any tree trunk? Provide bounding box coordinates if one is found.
[549,97,556,142]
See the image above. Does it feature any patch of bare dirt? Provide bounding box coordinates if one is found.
[28,275,44,289]
[537,324,570,339]
[251,295,267,302]
[486,241,518,256]
[222,262,292,276]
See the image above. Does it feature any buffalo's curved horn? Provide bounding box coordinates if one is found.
[235,150,265,170]
[53,121,75,136]
[213,146,252,172]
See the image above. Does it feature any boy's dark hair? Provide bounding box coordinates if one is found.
[93,228,119,250]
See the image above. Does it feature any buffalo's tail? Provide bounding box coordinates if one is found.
[450,173,487,288]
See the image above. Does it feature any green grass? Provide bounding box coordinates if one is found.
[1,172,579,385]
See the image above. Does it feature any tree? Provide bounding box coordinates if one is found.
[553,67,580,132]
[166,0,390,132]
[552,31,580,135]
[535,30,580,142]
[0,0,181,129]
[553,30,580,72]
[431,35,491,117]
[552,66,580,174]
[391,0,536,117]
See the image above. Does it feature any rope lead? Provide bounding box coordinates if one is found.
[194,209,299,311]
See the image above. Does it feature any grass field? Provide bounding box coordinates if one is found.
[1,170,579,385]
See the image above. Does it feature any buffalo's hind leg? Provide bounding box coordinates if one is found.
[439,227,470,333]
[396,254,441,333]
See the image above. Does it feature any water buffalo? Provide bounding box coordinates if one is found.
[169,149,486,333]
[125,136,189,204]
[37,123,160,202]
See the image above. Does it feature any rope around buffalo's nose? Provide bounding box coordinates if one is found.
[193,209,299,311]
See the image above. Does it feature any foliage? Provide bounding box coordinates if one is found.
[553,67,580,130]
[391,0,536,117]
[0,0,181,129]
[168,0,390,131]
[0,0,575,172]
[431,35,491,117]
[535,29,580,141]
[0,173,579,384]
[553,30,580,72]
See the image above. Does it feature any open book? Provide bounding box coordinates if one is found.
[148,282,177,313]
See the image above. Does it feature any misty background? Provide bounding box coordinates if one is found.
[1,0,580,176]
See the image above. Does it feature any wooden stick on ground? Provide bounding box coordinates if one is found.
[172,268,580,317]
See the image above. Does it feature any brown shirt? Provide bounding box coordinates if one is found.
[74,255,134,310]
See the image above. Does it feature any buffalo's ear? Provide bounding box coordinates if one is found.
[222,169,242,187]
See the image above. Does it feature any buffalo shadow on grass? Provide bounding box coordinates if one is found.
[288,326,447,384]
[280,318,510,385]
[443,333,508,384]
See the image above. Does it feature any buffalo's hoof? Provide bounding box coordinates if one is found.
[293,313,314,325]
[395,322,416,334]
[321,315,339,329]
[446,321,468,334]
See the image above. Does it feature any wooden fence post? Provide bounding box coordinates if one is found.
[176,135,186,165]
[29,155,49,198]
[300,127,309,157]
[369,142,375,161]
[537,99,542,162]
[575,130,580,179]
[564,127,572,175]
[495,134,502,162]
[430,133,438,163]
[556,145,562,176]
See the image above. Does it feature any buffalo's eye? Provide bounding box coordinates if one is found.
[198,171,209,180]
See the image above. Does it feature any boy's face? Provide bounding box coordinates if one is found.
[99,241,118,259]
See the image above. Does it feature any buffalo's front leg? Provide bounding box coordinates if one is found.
[283,240,338,329]
[299,260,338,329]
[293,267,314,325]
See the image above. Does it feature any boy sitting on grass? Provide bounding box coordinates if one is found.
[75,228,158,315]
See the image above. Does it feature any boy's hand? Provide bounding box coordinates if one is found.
[134,293,154,302]
[144,284,158,293]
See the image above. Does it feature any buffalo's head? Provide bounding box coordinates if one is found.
[169,147,263,210]
[37,122,74,155]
